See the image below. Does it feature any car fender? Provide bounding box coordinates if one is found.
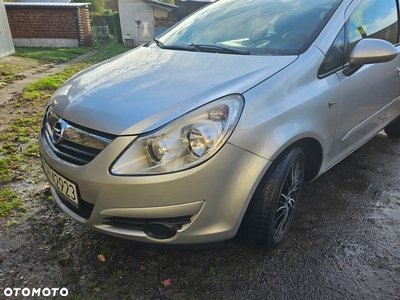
[229,47,341,178]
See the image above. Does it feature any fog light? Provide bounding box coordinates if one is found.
[143,222,180,239]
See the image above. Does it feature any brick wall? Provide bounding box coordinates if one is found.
[6,5,92,46]
[155,18,177,28]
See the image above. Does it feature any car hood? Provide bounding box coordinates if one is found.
[50,45,297,135]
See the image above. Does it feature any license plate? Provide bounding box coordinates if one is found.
[42,159,79,207]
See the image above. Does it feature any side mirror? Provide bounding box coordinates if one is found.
[343,38,398,76]
[350,38,398,66]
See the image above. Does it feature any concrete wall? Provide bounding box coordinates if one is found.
[13,38,79,48]
[0,0,14,58]
[119,0,155,47]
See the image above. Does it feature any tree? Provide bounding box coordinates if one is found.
[75,0,105,13]
[104,0,118,12]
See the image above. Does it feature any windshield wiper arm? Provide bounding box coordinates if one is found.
[153,39,198,52]
[153,38,165,49]
[188,43,250,55]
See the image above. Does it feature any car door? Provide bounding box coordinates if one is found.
[325,0,400,166]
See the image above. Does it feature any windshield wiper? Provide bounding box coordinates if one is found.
[188,43,250,55]
[153,39,249,54]
[153,38,197,52]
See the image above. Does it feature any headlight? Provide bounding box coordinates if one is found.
[111,94,244,175]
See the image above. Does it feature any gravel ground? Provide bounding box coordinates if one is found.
[0,52,96,106]
[0,135,399,300]
[0,55,399,299]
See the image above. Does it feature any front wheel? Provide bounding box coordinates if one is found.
[384,117,400,138]
[242,147,305,247]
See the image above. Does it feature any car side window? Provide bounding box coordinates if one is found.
[347,0,399,57]
[319,27,345,75]
[319,0,399,77]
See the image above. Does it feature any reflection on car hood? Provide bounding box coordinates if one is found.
[50,46,297,135]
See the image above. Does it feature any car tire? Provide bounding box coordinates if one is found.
[384,117,400,138]
[242,147,305,247]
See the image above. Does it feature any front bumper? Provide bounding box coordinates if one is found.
[39,133,270,244]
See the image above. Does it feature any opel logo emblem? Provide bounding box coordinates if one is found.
[52,119,67,145]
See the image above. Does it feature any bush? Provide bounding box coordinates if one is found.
[91,15,116,35]
[92,26,111,44]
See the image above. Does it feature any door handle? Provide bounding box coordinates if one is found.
[397,66,400,75]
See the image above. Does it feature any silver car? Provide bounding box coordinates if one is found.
[39,0,400,246]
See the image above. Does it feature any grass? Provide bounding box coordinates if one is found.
[85,42,130,63]
[0,41,129,220]
[22,42,128,95]
[0,71,17,82]
[1,40,127,88]
[13,40,129,64]
[0,69,25,88]
[13,47,95,63]
[0,155,26,183]
[25,77,67,91]
[22,91,41,101]
[209,265,219,277]
[0,188,26,217]
[8,220,18,226]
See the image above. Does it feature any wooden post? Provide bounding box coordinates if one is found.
[79,6,92,47]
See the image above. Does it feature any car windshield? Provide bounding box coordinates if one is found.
[158,0,342,55]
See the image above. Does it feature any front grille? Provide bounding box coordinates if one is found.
[56,191,94,219]
[103,216,192,231]
[42,107,115,165]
